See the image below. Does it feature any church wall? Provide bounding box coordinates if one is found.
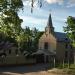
[56,41,74,62]
[56,41,65,62]
[38,33,56,53]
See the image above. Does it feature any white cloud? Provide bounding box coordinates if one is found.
[23,0,38,7]
[20,16,47,29]
[23,0,75,8]
[67,0,75,7]
[20,16,47,24]
[23,0,64,8]
[45,0,64,5]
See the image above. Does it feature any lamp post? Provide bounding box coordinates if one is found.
[74,52,75,64]
[1,55,5,64]
[54,57,55,68]
[16,54,19,64]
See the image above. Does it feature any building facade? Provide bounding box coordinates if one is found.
[35,13,74,63]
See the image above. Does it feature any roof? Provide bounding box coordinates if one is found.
[55,32,70,42]
[32,50,55,55]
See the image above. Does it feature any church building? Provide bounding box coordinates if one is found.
[34,13,74,63]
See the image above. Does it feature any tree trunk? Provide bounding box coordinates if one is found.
[63,59,65,68]
[68,51,70,68]
[74,51,75,64]
[54,57,55,68]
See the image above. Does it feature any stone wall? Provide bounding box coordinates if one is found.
[0,55,36,66]
[39,33,56,53]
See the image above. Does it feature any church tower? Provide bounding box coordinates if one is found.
[45,14,54,35]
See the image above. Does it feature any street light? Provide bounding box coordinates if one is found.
[16,54,19,64]
[1,55,5,64]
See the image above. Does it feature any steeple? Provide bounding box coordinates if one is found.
[45,13,54,35]
[47,13,53,27]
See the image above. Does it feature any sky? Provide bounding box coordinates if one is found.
[19,0,75,32]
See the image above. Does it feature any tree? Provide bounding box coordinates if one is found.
[0,0,23,12]
[0,0,23,54]
[64,16,75,64]
[0,0,42,13]
[0,0,43,56]
[64,16,75,47]
[0,10,23,37]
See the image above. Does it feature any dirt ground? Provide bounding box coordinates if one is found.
[0,71,62,75]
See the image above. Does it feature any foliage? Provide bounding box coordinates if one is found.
[0,25,42,55]
[0,10,23,38]
[0,0,43,56]
[64,16,75,47]
[0,0,42,13]
[0,0,23,12]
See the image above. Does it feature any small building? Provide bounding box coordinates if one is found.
[0,41,36,65]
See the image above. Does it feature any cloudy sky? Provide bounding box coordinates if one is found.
[19,0,75,32]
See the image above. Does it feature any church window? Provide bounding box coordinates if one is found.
[44,42,48,49]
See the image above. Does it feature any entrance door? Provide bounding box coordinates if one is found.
[36,54,44,63]
[46,55,49,63]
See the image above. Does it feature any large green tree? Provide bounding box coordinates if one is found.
[64,16,75,47]
[0,0,42,13]
[0,0,23,55]
[0,0,43,56]
[0,0,23,12]
[64,16,75,65]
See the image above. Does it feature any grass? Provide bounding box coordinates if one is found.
[55,63,75,69]
[70,64,75,69]
[49,63,75,75]
[63,68,75,75]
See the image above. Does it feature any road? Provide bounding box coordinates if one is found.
[0,63,52,75]
[0,64,69,75]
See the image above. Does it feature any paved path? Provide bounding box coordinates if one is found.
[0,64,69,75]
[0,64,52,75]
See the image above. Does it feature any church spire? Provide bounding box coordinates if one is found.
[47,13,53,27]
[45,13,54,34]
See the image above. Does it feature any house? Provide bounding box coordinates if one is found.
[0,41,36,65]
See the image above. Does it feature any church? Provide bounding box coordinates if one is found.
[33,13,74,63]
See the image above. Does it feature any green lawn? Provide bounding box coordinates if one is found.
[56,64,75,75]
